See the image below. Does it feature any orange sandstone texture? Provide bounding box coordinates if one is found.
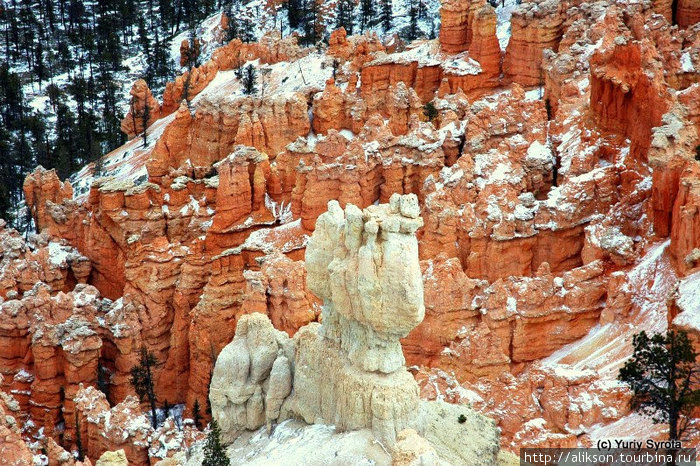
[327,27,386,70]
[677,0,700,29]
[648,99,700,272]
[589,25,670,160]
[120,80,162,139]
[74,385,205,465]
[467,5,501,85]
[12,2,700,461]
[439,0,488,53]
[161,33,309,115]
[179,37,201,68]
[503,0,564,87]
[670,165,700,269]
[148,94,309,181]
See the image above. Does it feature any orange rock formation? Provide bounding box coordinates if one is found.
[503,0,564,87]
[8,1,700,462]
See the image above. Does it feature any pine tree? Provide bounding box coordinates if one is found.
[94,0,123,71]
[97,364,110,401]
[0,130,15,224]
[240,17,255,43]
[192,399,202,430]
[34,29,46,89]
[94,157,105,179]
[241,64,257,95]
[68,76,100,166]
[97,71,125,152]
[423,101,437,122]
[25,113,49,172]
[53,99,78,179]
[428,20,436,39]
[379,0,392,31]
[202,0,217,17]
[129,347,159,429]
[0,63,38,226]
[206,366,214,416]
[360,0,374,32]
[287,0,303,29]
[57,41,73,73]
[202,419,229,466]
[336,0,354,35]
[301,0,320,46]
[229,49,243,80]
[137,15,151,84]
[186,0,200,27]
[185,28,200,68]
[619,330,700,442]
[224,5,238,42]
[417,0,426,19]
[158,0,175,34]
[407,0,418,40]
[151,26,173,89]
[142,96,150,147]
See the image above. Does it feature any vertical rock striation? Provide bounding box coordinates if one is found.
[503,0,564,87]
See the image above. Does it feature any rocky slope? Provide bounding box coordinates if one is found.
[0,0,698,463]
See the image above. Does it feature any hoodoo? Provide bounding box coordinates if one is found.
[209,196,502,463]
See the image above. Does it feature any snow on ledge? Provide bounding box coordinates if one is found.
[673,270,700,332]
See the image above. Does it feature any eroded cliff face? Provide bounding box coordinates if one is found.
[503,0,564,87]
[7,0,700,462]
[678,0,700,28]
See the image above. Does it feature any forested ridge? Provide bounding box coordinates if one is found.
[0,0,438,228]
[0,0,225,227]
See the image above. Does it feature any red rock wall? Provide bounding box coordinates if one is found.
[121,80,162,139]
[313,79,423,136]
[651,156,687,238]
[670,164,700,268]
[361,62,442,103]
[503,1,564,87]
[403,257,607,382]
[589,41,669,160]
[439,0,487,53]
[468,5,501,85]
[148,95,309,181]
[677,0,700,28]
[161,33,309,116]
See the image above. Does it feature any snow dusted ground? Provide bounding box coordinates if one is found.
[541,240,681,441]
[544,240,674,374]
[186,420,391,466]
[67,43,340,195]
[673,269,700,333]
[171,12,228,69]
[195,52,333,104]
[69,112,175,199]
